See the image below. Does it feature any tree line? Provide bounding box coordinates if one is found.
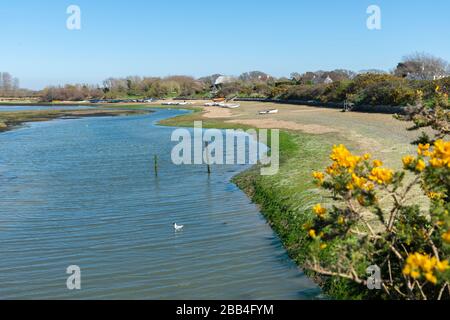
[0,72,31,97]
[2,52,450,106]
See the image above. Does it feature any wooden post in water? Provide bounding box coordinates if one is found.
[154,155,158,176]
[204,142,211,175]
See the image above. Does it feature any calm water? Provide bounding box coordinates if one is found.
[0,109,320,299]
[0,105,93,112]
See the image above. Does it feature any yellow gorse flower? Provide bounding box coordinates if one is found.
[312,171,325,184]
[326,163,339,176]
[432,140,450,168]
[393,140,450,172]
[373,160,383,168]
[427,192,444,200]
[417,143,430,156]
[313,204,327,218]
[430,158,444,168]
[308,229,317,239]
[402,155,415,167]
[415,159,426,172]
[351,174,373,191]
[425,272,438,284]
[369,167,394,185]
[436,260,449,272]
[409,140,450,169]
[330,145,361,169]
[403,253,449,285]
[443,230,450,244]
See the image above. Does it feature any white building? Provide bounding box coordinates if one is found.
[323,76,334,84]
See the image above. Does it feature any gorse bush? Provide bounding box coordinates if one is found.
[306,88,450,300]
[279,73,438,107]
[340,73,419,106]
[354,81,418,106]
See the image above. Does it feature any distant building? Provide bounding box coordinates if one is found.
[323,76,334,84]
[257,74,272,82]
[312,74,333,85]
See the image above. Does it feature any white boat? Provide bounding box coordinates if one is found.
[220,103,240,109]
[204,102,240,108]
[162,101,188,106]
[260,109,278,115]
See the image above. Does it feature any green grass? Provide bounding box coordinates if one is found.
[231,131,367,299]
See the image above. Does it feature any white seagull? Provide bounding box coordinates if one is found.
[173,223,184,232]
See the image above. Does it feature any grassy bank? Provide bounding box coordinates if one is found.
[0,108,150,133]
[231,131,366,299]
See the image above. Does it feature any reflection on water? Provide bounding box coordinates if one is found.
[0,109,321,299]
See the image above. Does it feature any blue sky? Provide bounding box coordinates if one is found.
[1,0,449,89]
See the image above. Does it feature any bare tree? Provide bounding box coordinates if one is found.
[0,72,13,92]
[394,52,449,80]
[239,71,271,82]
[13,77,20,91]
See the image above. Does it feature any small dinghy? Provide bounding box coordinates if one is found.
[205,101,240,108]
[220,103,240,109]
[259,109,278,115]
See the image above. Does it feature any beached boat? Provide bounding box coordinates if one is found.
[204,101,240,108]
[259,109,279,114]
[162,101,191,106]
[219,103,240,109]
